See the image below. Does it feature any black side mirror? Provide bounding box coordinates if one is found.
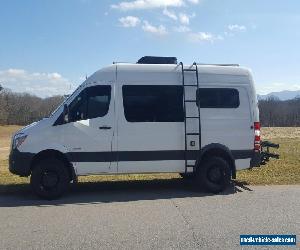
[63,104,69,123]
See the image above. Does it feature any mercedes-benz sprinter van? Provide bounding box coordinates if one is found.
[9,57,261,199]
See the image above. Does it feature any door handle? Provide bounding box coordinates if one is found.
[99,126,112,130]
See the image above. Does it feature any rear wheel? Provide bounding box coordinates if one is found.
[195,157,231,193]
[30,158,70,200]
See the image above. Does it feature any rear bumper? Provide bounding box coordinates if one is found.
[250,141,280,168]
[250,151,261,168]
[9,149,34,177]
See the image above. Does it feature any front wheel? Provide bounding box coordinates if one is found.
[195,157,231,193]
[30,158,70,200]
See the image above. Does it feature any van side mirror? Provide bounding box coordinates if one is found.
[63,104,69,123]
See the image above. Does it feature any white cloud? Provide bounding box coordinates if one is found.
[142,21,167,35]
[163,9,177,20]
[186,0,199,4]
[0,69,74,98]
[188,32,223,43]
[111,0,185,11]
[179,13,190,25]
[228,24,246,32]
[163,10,196,26]
[173,25,190,32]
[119,16,141,27]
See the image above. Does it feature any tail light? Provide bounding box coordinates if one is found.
[254,122,261,152]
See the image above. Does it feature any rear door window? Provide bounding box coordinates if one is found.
[196,88,240,108]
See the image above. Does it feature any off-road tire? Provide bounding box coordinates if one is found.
[195,156,231,193]
[30,158,69,200]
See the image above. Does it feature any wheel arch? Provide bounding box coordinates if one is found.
[197,143,236,179]
[30,149,76,181]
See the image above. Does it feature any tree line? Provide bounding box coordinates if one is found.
[0,89,300,126]
[0,89,63,125]
[259,96,300,127]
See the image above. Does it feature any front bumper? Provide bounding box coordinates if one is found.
[9,149,34,177]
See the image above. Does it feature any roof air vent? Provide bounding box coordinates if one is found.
[137,56,178,64]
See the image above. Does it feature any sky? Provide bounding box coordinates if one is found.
[0,0,300,97]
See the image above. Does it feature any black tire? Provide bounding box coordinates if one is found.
[30,158,70,200]
[195,157,231,193]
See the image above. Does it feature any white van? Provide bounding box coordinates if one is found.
[9,56,262,199]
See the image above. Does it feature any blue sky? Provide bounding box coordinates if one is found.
[0,0,300,97]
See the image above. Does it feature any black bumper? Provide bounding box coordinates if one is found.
[9,149,34,177]
[249,141,280,168]
[250,151,261,168]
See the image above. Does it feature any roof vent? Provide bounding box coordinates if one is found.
[137,56,178,64]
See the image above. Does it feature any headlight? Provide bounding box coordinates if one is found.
[13,134,28,149]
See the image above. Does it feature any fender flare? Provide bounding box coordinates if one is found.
[196,143,237,179]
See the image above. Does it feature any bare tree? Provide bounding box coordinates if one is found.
[0,90,63,125]
[259,97,300,127]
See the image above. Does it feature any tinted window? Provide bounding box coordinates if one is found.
[122,85,184,122]
[68,85,111,122]
[196,88,239,108]
[86,86,111,119]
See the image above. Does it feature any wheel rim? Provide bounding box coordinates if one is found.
[207,165,223,184]
[41,170,59,190]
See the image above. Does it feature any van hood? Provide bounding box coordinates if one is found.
[15,118,49,135]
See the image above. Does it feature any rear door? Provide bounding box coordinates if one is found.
[199,86,253,150]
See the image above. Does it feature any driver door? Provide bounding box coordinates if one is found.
[62,84,115,175]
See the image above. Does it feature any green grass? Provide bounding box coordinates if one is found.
[0,126,299,194]
[237,138,300,185]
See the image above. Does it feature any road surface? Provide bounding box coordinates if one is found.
[0,181,299,249]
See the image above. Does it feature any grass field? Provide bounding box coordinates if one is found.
[0,125,299,193]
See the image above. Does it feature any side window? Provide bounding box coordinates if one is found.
[122,85,184,122]
[68,85,111,122]
[196,88,240,108]
[86,85,111,119]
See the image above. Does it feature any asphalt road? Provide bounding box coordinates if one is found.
[0,181,299,250]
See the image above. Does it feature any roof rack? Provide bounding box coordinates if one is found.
[112,57,239,67]
[195,63,239,67]
[112,62,131,64]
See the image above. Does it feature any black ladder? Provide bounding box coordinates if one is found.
[180,62,201,174]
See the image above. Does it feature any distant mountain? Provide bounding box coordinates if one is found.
[258,90,300,101]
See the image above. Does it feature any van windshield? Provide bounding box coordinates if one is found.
[49,85,82,117]
[49,99,65,117]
